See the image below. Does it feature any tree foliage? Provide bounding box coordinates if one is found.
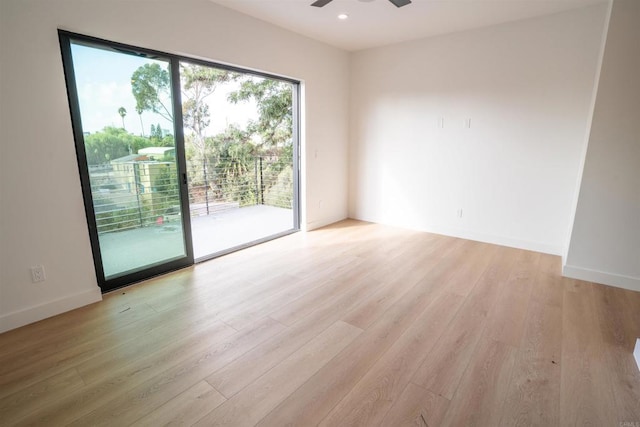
[117,64,295,211]
[117,106,127,129]
[131,63,173,122]
[84,126,152,165]
[180,64,233,154]
[228,78,292,147]
[149,123,174,146]
[213,133,257,206]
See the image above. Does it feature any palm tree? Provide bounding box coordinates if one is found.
[136,105,145,137]
[117,107,127,130]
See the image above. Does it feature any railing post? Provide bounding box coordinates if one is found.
[254,157,259,205]
[203,156,209,215]
[259,156,265,205]
[134,163,143,227]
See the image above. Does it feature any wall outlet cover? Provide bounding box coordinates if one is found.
[30,265,46,283]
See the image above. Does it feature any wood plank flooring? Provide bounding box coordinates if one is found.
[1,219,639,426]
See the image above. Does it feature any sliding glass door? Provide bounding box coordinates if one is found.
[59,31,299,292]
[59,34,193,291]
[178,60,299,260]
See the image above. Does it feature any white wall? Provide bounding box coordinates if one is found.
[349,5,608,255]
[0,0,350,332]
[564,0,640,292]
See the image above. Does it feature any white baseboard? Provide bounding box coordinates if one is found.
[348,216,562,255]
[419,225,563,255]
[0,287,102,333]
[562,264,640,292]
[305,214,349,232]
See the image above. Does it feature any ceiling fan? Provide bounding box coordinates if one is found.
[311,0,411,8]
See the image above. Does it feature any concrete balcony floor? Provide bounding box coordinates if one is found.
[98,205,295,279]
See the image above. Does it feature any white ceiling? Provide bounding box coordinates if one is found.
[210,0,607,51]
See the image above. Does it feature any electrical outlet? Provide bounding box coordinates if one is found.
[457,209,463,218]
[30,265,46,283]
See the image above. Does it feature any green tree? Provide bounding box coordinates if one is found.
[228,78,293,147]
[150,123,162,141]
[180,64,233,155]
[227,78,294,208]
[212,128,256,206]
[263,163,293,209]
[160,134,175,147]
[174,64,233,207]
[149,123,173,147]
[130,63,233,156]
[128,64,295,211]
[84,126,152,165]
[131,63,173,122]
[117,106,127,129]
[153,164,180,213]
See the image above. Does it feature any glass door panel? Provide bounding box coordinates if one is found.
[178,61,298,259]
[62,37,192,289]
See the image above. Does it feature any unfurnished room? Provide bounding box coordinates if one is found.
[0,0,639,425]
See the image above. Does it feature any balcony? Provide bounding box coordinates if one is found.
[89,155,295,279]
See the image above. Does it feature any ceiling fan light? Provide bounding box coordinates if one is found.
[311,0,333,7]
[389,0,411,7]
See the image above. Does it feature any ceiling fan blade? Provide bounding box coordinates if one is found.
[388,0,411,7]
[311,0,333,7]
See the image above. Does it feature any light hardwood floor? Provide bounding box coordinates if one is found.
[1,219,639,426]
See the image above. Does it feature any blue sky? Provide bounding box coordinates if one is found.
[70,43,257,138]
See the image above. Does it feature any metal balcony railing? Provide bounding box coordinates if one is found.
[88,155,293,234]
